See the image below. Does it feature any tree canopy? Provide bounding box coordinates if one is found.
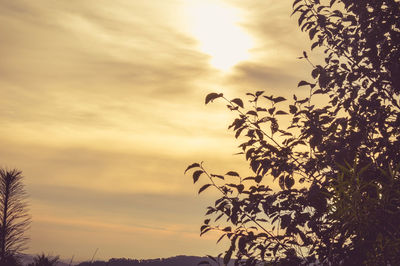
[187,0,400,265]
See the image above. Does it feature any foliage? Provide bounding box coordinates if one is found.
[0,168,31,264]
[0,253,23,266]
[186,0,400,265]
[27,254,60,266]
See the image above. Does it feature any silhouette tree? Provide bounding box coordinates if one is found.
[187,0,400,265]
[27,254,60,266]
[0,168,31,264]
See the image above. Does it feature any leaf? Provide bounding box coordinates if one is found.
[311,41,319,50]
[185,163,200,174]
[205,93,223,104]
[309,28,317,40]
[298,80,311,87]
[276,110,288,115]
[200,227,211,236]
[292,0,302,8]
[279,175,285,190]
[205,207,215,215]
[231,98,244,108]
[198,184,211,194]
[285,176,295,189]
[243,176,255,181]
[223,226,232,232]
[272,96,287,103]
[245,148,255,160]
[251,160,260,173]
[235,126,245,139]
[291,3,304,16]
[246,110,258,116]
[226,171,240,177]
[313,89,324,95]
[255,91,264,96]
[270,119,279,135]
[298,10,308,26]
[311,68,320,79]
[211,174,224,180]
[193,170,204,183]
[297,97,309,104]
[268,107,276,115]
[216,234,226,244]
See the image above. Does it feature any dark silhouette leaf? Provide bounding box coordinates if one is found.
[289,105,297,114]
[198,184,211,194]
[226,171,240,177]
[217,234,226,243]
[272,96,286,103]
[223,226,232,232]
[185,163,200,174]
[246,110,258,116]
[193,170,204,184]
[205,93,223,104]
[298,80,311,87]
[231,98,244,108]
[285,176,295,189]
[255,91,264,96]
[276,110,288,115]
[211,174,224,180]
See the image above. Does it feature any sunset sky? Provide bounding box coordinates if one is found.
[0,0,312,262]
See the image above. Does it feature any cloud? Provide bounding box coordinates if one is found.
[0,0,213,98]
[213,0,318,98]
[234,0,309,54]
[0,0,310,260]
[29,185,206,226]
[228,62,302,91]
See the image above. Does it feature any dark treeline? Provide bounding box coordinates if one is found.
[76,256,231,266]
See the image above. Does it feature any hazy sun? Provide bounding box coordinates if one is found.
[185,0,254,71]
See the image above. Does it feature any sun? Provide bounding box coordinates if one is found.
[185,0,254,71]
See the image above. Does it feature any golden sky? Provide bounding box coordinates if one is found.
[0,0,311,261]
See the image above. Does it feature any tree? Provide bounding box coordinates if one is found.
[0,168,31,264]
[27,254,60,266]
[186,0,400,265]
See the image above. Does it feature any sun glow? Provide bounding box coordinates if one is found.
[185,0,254,71]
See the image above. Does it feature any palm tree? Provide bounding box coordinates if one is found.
[0,168,31,264]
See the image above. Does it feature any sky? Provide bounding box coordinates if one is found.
[0,0,312,262]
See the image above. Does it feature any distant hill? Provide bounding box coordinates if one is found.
[76,255,233,266]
